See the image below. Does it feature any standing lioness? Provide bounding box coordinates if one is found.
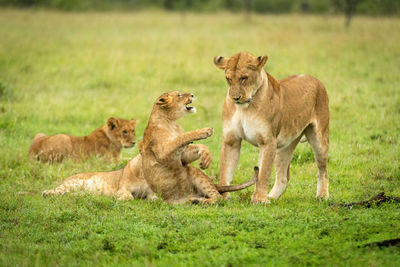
[214,52,329,204]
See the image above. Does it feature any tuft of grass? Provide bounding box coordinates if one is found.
[0,9,399,266]
[0,82,14,101]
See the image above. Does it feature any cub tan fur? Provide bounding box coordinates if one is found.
[214,52,329,204]
[28,117,137,163]
[140,91,257,204]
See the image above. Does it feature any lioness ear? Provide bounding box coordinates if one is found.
[107,117,119,130]
[214,56,228,70]
[256,55,268,69]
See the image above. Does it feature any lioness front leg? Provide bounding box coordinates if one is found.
[154,128,213,163]
[252,140,277,204]
[188,166,222,204]
[218,135,242,199]
[181,144,212,169]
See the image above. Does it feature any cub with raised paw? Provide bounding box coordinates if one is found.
[140,91,257,204]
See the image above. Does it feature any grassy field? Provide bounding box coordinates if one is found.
[1,9,400,266]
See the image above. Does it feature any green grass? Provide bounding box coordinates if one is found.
[1,9,400,266]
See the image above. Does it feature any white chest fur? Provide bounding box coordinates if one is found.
[225,108,267,146]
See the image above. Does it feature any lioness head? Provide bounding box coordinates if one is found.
[155,91,196,120]
[214,51,268,106]
[107,117,137,148]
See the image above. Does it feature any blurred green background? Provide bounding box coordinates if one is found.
[0,0,399,15]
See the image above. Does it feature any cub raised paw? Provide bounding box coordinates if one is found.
[197,127,214,140]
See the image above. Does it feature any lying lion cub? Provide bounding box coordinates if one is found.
[140,91,258,204]
[28,117,137,163]
[42,154,156,199]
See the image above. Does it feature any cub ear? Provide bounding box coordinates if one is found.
[107,117,119,130]
[256,55,268,69]
[156,95,171,107]
[214,56,228,70]
[130,118,137,126]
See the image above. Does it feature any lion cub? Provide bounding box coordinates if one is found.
[28,117,137,163]
[140,91,258,204]
[42,154,157,199]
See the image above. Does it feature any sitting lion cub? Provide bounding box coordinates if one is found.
[28,117,137,163]
[140,91,258,204]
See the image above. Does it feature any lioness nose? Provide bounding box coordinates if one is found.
[233,96,241,101]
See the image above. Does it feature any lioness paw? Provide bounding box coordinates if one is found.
[251,191,271,204]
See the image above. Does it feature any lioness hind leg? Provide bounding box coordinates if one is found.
[268,136,301,199]
[188,166,222,203]
[304,122,329,199]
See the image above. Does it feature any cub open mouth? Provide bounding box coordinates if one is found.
[235,99,251,105]
[185,99,194,111]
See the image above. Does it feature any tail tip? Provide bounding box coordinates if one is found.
[254,166,259,172]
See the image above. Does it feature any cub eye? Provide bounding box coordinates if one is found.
[178,94,182,97]
[123,130,128,134]
[240,76,248,83]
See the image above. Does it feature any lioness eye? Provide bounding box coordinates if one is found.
[226,77,231,84]
[178,94,182,97]
[240,76,248,83]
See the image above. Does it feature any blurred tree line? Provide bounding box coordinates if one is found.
[0,0,399,15]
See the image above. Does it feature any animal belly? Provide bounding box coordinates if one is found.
[242,122,303,150]
[146,167,193,200]
[276,124,308,149]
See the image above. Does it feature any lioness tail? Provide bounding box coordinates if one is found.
[216,166,259,193]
